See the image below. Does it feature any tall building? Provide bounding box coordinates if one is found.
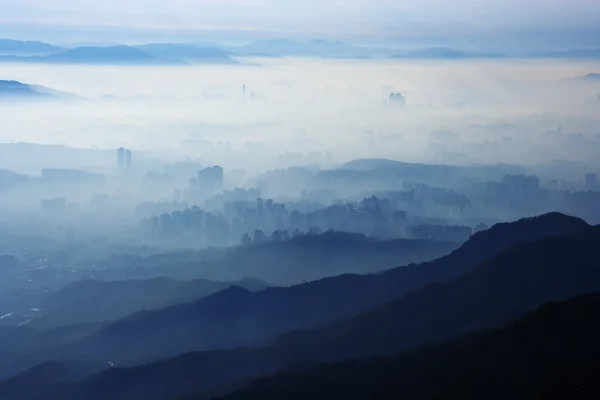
[117,147,125,169]
[242,84,246,99]
[389,92,406,107]
[197,166,224,194]
[585,173,597,189]
[125,149,132,169]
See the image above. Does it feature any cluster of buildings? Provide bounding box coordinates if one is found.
[388,92,406,107]
[143,193,477,247]
[29,145,600,247]
[117,148,133,170]
[189,166,224,194]
[141,168,600,247]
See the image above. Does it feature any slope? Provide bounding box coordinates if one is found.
[0,46,188,65]
[274,224,600,360]
[220,293,600,400]
[393,47,507,59]
[135,44,237,64]
[0,39,64,56]
[0,80,76,101]
[52,213,589,365]
[1,214,595,400]
[28,277,269,329]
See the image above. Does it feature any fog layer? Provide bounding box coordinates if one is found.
[1,58,600,173]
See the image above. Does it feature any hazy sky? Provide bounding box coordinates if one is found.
[1,0,599,46]
[1,58,600,171]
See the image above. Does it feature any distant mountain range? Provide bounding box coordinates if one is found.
[0,169,31,190]
[5,277,269,329]
[572,72,600,81]
[392,47,507,59]
[134,43,237,64]
[1,38,599,62]
[530,48,600,59]
[0,40,238,65]
[86,231,458,286]
[229,39,368,57]
[0,39,64,56]
[0,80,76,101]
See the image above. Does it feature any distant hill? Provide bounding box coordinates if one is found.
[0,46,188,65]
[571,72,600,81]
[231,39,364,57]
[134,44,238,64]
[0,39,64,56]
[92,232,458,286]
[392,47,507,59]
[45,46,186,65]
[0,80,76,101]
[5,218,597,400]
[335,158,526,188]
[5,360,106,386]
[17,277,269,329]
[0,169,31,190]
[220,293,600,400]
[339,158,408,170]
[531,48,600,59]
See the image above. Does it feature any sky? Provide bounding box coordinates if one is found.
[1,0,599,47]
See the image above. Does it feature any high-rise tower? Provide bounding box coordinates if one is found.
[117,147,125,169]
[125,149,132,169]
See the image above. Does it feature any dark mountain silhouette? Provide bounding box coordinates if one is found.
[0,322,102,354]
[23,277,269,329]
[273,224,600,360]
[393,47,507,59]
[0,39,64,56]
[134,44,238,64]
[6,360,106,385]
[8,222,600,400]
[219,293,600,400]
[0,360,106,400]
[91,232,458,286]
[0,278,267,378]
[0,213,592,400]
[0,322,104,380]
[201,233,459,285]
[52,214,586,364]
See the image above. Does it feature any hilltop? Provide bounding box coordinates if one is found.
[0,80,76,100]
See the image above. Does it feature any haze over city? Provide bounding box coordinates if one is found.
[1,1,600,399]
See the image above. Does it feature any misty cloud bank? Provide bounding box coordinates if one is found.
[1,58,599,174]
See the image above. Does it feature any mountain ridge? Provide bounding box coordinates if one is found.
[0,39,64,56]
[0,80,76,101]
[6,222,598,400]
[218,293,600,400]
[46,213,588,365]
